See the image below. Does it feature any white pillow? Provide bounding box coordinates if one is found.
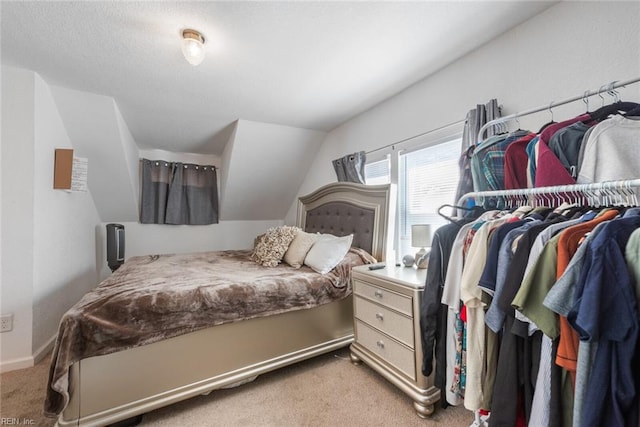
[283,230,318,268]
[304,234,353,274]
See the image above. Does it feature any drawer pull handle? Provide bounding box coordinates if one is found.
[376,340,385,349]
[375,313,384,321]
[374,290,383,298]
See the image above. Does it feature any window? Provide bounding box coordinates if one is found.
[364,157,390,185]
[364,137,461,261]
[140,159,219,225]
[398,139,460,257]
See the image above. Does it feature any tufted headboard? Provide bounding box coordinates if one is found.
[296,182,392,262]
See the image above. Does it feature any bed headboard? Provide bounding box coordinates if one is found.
[296,183,392,262]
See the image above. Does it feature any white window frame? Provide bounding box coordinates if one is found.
[364,125,463,264]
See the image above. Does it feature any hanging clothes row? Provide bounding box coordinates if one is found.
[464,79,640,194]
[421,181,640,427]
[425,78,640,427]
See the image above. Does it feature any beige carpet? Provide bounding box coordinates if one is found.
[1,348,474,426]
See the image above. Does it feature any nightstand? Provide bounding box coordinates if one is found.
[349,264,440,417]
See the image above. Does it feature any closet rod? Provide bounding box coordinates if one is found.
[477,76,640,142]
[457,178,640,206]
[365,118,464,155]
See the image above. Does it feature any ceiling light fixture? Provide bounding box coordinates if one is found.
[182,29,206,66]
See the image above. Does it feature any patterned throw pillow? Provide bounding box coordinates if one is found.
[252,226,300,267]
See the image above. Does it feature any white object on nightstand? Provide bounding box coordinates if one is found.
[349,264,440,418]
[411,224,432,269]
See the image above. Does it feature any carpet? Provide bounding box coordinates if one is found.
[1,348,473,426]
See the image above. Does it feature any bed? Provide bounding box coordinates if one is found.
[45,182,392,427]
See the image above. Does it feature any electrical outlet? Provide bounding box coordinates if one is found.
[0,314,13,332]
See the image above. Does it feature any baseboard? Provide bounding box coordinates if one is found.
[0,334,56,373]
[34,334,56,363]
[0,356,34,373]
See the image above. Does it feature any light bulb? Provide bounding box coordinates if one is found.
[182,29,205,66]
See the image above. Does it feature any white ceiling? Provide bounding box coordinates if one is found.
[1,1,555,155]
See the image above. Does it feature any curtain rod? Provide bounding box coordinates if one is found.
[477,76,640,142]
[366,118,465,155]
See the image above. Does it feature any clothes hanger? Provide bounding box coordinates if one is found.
[513,115,522,132]
[437,204,484,223]
[537,101,557,133]
[583,90,590,113]
[588,82,640,121]
[589,101,640,121]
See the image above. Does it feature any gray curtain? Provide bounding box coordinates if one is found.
[332,151,366,183]
[140,159,219,225]
[460,98,503,152]
[454,99,502,212]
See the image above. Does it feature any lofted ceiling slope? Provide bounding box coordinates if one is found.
[1,1,556,155]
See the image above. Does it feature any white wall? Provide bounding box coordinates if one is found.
[220,119,325,221]
[293,1,640,215]
[50,86,140,222]
[95,220,282,281]
[1,68,35,367]
[32,74,102,355]
[1,68,103,371]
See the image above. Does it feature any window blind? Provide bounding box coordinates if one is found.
[364,157,391,185]
[398,138,461,256]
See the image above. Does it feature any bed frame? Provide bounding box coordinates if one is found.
[56,182,392,427]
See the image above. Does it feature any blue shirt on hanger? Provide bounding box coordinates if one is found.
[568,213,640,427]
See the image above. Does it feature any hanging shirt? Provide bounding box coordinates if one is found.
[535,114,591,187]
[478,219,529,295]
[442,221,476,406]
[442,212,499,406]
[516,213,590,427]
[577,115,640,183]
[626,228,640,307]
[514,210,620,340]
[483,220,539,332]
[461,215,513,411]
[471,130,529,192]
[421,220,472,393]
[548,121,593,179]
[503,133,536,189]
[568,215,640,427]
[543,222,609,427]
[576,125,597,174]
[485,218,562,333]
[553,210,620,382]
[526,136,540,188]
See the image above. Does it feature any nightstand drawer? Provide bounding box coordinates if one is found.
[354,296,414,348]
[355,320,415,380]
[353,280,412,316]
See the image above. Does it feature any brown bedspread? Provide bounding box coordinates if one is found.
[45,247,374,417]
